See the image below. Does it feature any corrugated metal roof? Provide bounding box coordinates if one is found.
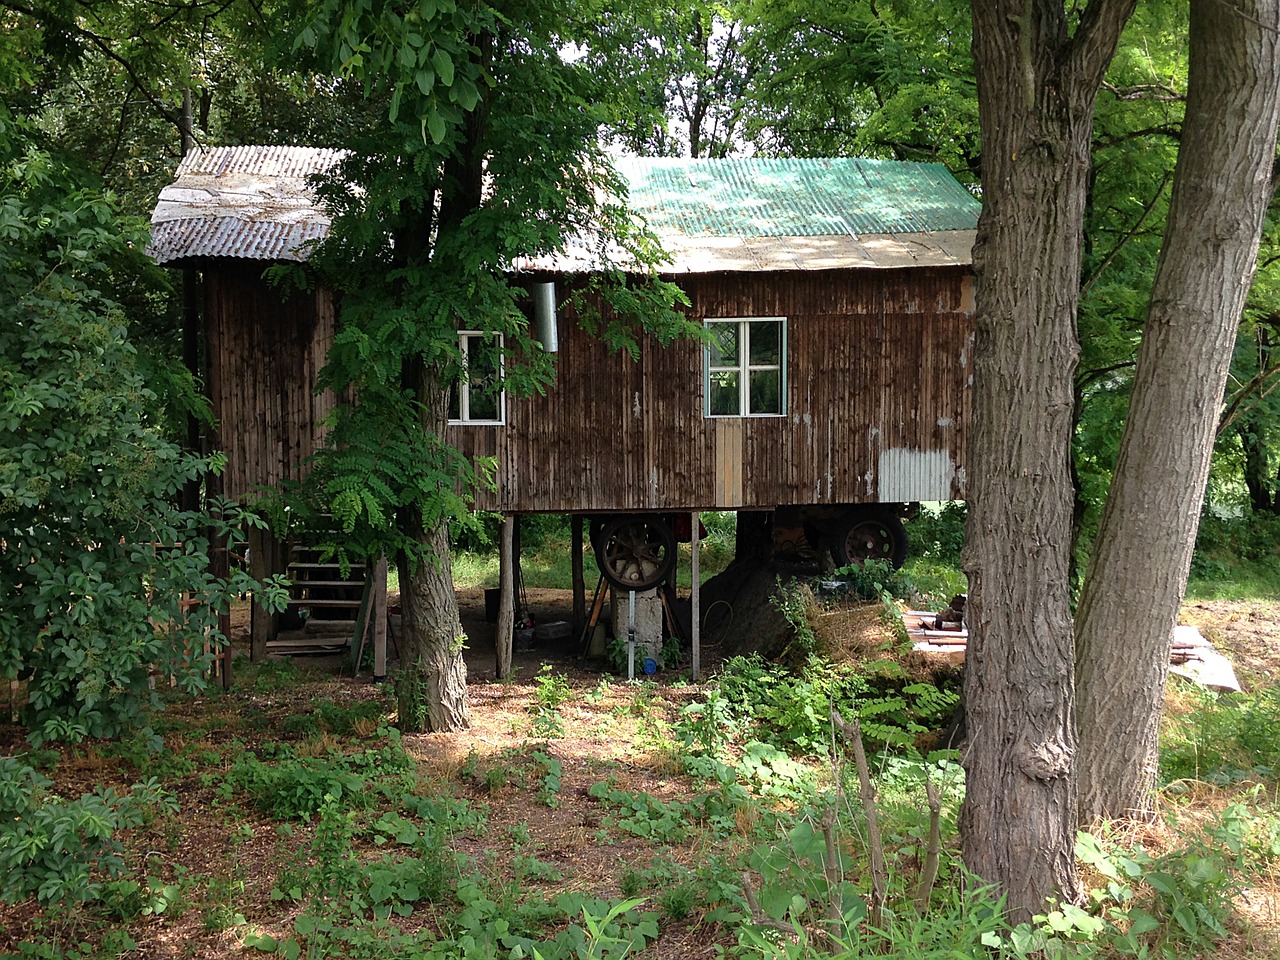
[616,157,978,238]
[148,148,978,270]
[148,146,344,265]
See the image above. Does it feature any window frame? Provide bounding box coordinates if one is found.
[703,316,788,418]
[448,330,506,426]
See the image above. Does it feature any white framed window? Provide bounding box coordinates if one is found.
[704,317,786,417]
[448,331,505,424]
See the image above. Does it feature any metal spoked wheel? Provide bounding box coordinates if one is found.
[594,514,677,590]
[831,511,909,569]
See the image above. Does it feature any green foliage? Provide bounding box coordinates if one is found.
[533,751,563,808]
[770,581,820,661]
[278,0,695,576]
[1004,811,1271,959]
[0,758,165,907]
[738,0,978,174]
[1188,513,1280,597]
[830,559,915,604]
[220,731,416,820]
[714,655,957,756]
[530,666,573,741]
[1160,685,1280,784]
[0,111,286,744]
[902,502,967,566]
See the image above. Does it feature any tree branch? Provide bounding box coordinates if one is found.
[1081,170,1174,296]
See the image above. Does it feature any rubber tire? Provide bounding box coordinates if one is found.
[594,514,678,591]
[831,510,909,569]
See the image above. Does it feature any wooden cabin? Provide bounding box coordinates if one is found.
[150,148,978,671]
[150,149,976,574]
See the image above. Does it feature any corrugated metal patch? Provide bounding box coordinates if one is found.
[148,146,344,264]
[149,219,331,264]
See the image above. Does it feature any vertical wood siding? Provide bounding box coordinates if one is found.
[449,267,973,512]
[204,264,338,501]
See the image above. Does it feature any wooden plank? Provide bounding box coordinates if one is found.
[714,418,744,507]
[372,557,388,680]
[495,515,515,679]
[691,511,701,681]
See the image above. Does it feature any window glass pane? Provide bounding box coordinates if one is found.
[749,369,781,414]
[454,334,503,421]
[709,370,740,415]
[469,383,499,421]
[748,321,781,366]
[707,323,739,367]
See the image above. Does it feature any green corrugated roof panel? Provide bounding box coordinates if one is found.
[615,157,979,238]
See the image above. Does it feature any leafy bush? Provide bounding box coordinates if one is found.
[530,665,572,740]
[0,758,157,906]
[903,502,967,564]
[221,732,416,819]
[1010,811,1270,959]
[714,655,957,756]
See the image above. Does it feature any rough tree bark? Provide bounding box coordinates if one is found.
[1075,0,1280,822]
[395,373,470,733]
[961,0,1134,922]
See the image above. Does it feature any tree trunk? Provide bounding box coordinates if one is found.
[395,370,470,733]
[1075,0,1280,823]
[961,0,1133,922]
[1238,418,1275,513]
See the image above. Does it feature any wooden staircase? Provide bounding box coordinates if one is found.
[267,546,369,653]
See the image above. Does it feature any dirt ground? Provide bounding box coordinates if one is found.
[2,593,1279,958]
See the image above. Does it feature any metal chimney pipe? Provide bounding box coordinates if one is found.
[533,281,558,352]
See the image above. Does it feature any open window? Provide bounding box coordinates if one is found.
[704,317,786,417]
[448,331,505,424]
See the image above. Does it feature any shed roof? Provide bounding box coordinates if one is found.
[148,146,344,265]
[148,147,978,271]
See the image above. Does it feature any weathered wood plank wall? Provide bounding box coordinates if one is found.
[450,266,973,513]
[204,264,339,501]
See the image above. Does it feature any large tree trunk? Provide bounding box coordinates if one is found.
[1075,0,1280,822]
[397,525,470,732]
[961,0,1133,922]
[395,371,470,733]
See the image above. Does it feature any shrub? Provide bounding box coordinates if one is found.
[0,758,156,907]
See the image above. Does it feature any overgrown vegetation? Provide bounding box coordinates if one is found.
[4,619,1279,958]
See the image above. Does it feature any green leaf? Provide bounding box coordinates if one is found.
[243,932,278,952]
[426,110,446,144]
[432,48,455,86]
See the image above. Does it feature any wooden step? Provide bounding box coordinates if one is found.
[282,583,363,591]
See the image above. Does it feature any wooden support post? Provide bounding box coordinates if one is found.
[248,525,275,662]
[571,514,586,639]
[496,514,515,679]
[372,557,388,680]
[691,511,701,681]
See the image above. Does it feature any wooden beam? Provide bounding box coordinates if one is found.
[496,514,515,679]
[571,514,586,639]
[372,557,388,680]
[247,525,278,662]
[691,511,701,681]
